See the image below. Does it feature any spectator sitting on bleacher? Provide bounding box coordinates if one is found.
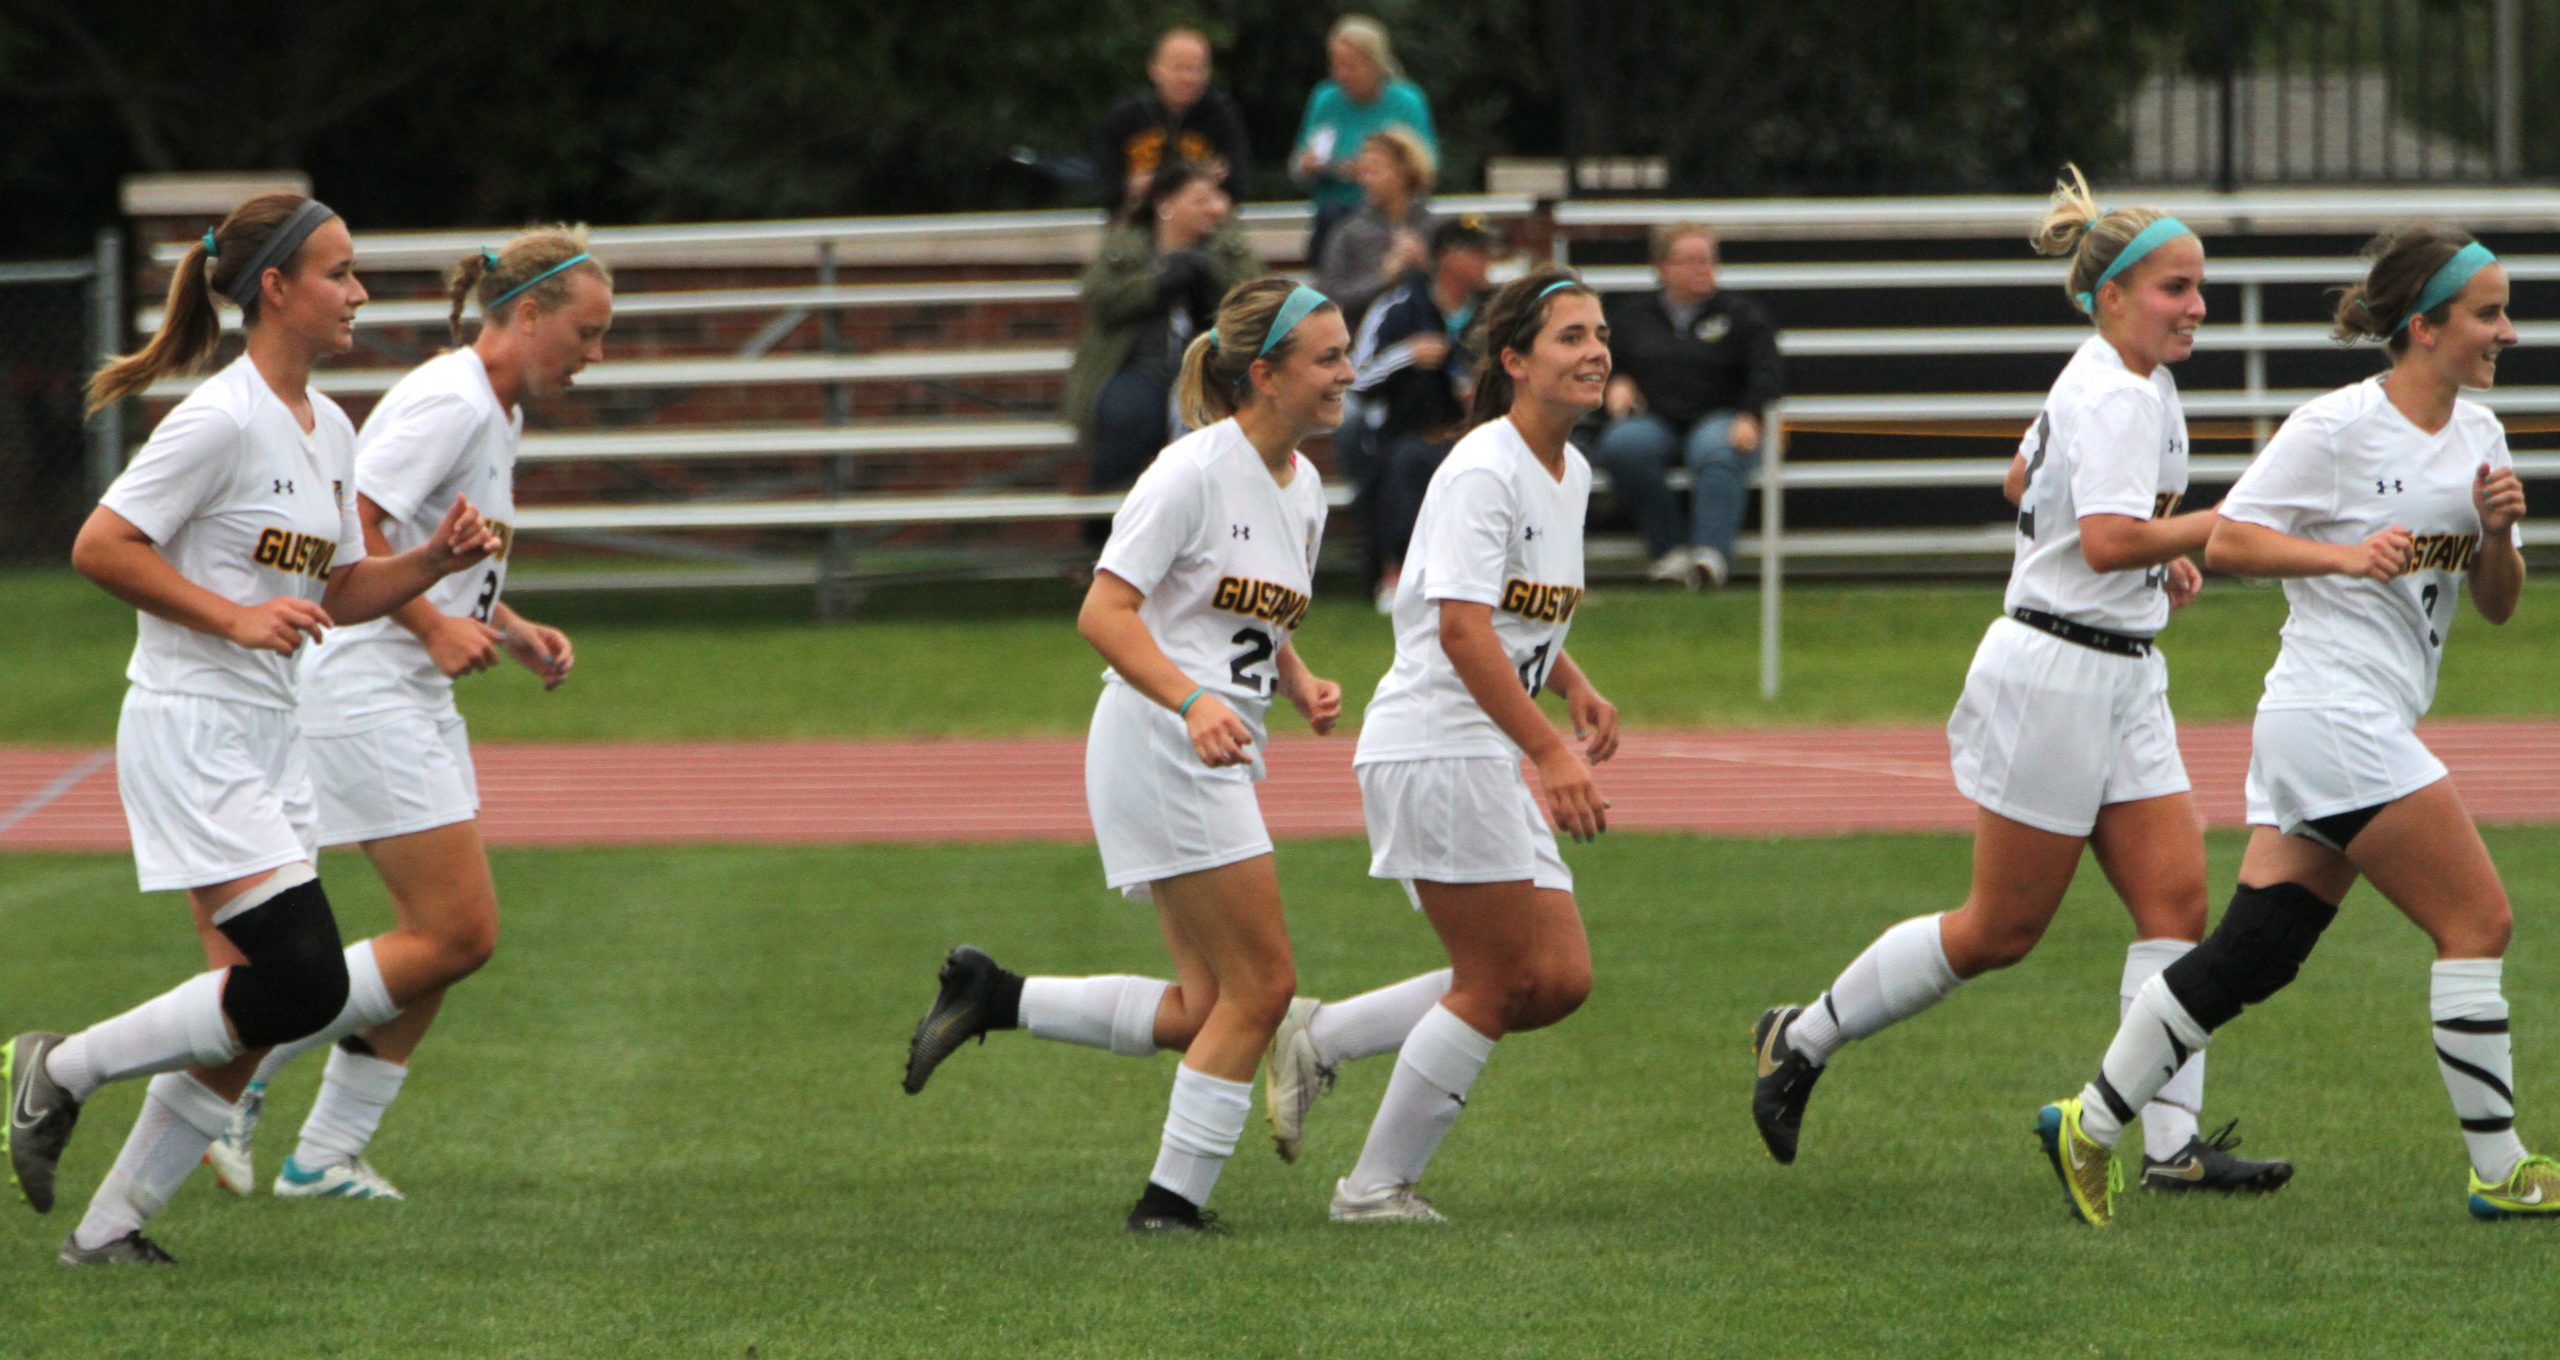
[1348,216,1496,609]
[1094,27,1252,219]
[1064,162,1261,538]
[1291,14,1437,267]
[1314,127,1438,331]
[1594,222,1783,589]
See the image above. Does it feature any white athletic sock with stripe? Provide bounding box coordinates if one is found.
[70,1072,233,1251]
[1308,969,1453,1065]
[1147,1064,1252,1206]
[1019,975,1168,1057]
[2079,973,2212,1150]
[2432,958,2527,1184]
[1785,914,1960,1066]
[1343,1005,1496,1199]
[247,940,402,1085]
[292,1047,410,1170]
[46,971,237,1105]
[2124,939,2205,1161]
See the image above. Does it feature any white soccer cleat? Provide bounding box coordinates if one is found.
[273,1155,405,1201]
[1329,1177,1445,1223]
[1264,997,1335,1164]
[202,1081,263,1197]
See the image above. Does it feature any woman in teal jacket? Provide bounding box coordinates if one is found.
[1292,15,1437,264]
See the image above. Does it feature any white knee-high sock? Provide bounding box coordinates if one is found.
[2124,939,2205,1160]
[248,940,401,1086]
[70,1073,234,1250]
[46,972,237,1104]
[1147,1065,1253,1206]
[2433,958,2527,1184]
[2079,973,2212,1149]
[1785,914,1961,1065]
[291,1047,410,1170]
[1307,970,1453,1065]
[1019,975,1168,1057]
[1343,1005,1497,1198]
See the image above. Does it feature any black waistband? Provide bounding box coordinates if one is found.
[2009,607,2154,657]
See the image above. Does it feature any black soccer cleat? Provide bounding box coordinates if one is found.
[1124,1182,1224,1235]
[1750,1005,1825,1166]
[6,1032,82,1215]
[2141,1119,2294,1195]
[902,947,1009,1095]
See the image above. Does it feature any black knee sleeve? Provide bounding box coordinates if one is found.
[216,878,350,1047]
[2161,881,2339,1030]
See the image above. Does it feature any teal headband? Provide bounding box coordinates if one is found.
[2394,241,2497,334]
[2074,217,2193,313]
[490,251,593,309]
[1534,278,1578,304]
[1257,284,1331,359]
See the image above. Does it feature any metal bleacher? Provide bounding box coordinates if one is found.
[131,190,2560,616]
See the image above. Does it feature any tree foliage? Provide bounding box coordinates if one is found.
[0,0,2531,258]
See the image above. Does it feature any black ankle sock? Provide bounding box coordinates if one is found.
[337,1034,377,1058]
[988,969,1025,1031]
[1132,1181,1199,1218]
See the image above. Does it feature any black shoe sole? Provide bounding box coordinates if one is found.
[901,948,996,1095]
[1749,1006,1812,1166]
[2142,1161,2294,1195]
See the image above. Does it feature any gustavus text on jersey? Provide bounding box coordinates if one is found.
[1501,579,1582,623]
[1212,575,1309,631]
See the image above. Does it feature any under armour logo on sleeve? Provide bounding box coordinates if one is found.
[1231,524,1251,539]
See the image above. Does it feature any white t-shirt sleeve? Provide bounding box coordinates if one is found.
[1301,456,1330,571]
[1094,456,1205,596]
[2068,387,2164,521]
[1419,466,1514,606]
[2486,424,2525,548]
[2219,411,2336,534]
[98,401,237,544]
[356,395,477,524]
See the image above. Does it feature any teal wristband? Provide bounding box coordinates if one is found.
[1177,687,1206,716]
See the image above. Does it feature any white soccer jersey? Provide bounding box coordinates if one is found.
[99,355,365,711]
[1356,417,1590,764]
[2221,378,2517,725]
[299,349,521,734]
[1093,419,1327,728]
[2005,335,2190,635]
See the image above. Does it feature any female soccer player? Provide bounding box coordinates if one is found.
[202,230,609,1201]
[1307,268,1619,1224]
[4,192,497,1264]
[1749,168,2290,1196]
[2040,226,2550,1226]
[900,278,1351,1233]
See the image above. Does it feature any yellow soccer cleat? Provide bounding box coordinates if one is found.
[2036,1098,2123,1227]
[2469,1153,2560,1221]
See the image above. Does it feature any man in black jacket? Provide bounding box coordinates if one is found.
[1595,223,1783,588]
[1095,28,1252,219]
[1346,217,1496,606]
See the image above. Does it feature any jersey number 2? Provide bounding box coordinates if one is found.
[2015,412,2051,540]
[1229,626,1276,696]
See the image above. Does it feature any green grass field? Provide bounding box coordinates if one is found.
[11,566,2560,744]
[6,831,2556,1358]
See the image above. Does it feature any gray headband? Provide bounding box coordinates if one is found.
[221,199,338,308]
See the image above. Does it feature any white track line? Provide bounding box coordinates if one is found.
[0,750,111,838]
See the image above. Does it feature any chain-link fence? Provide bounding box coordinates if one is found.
[0,235,119,566]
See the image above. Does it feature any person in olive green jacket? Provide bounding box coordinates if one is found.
[1065,162,1261,543]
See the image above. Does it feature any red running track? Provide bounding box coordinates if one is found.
[7,719,2560,853]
